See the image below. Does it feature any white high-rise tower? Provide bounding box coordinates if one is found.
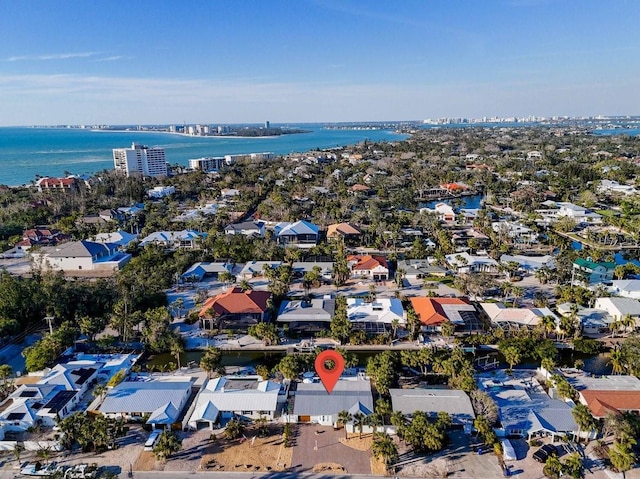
[113,143,167,178]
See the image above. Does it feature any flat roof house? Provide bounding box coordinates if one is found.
[187,376,282,430]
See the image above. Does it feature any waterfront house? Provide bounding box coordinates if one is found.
[593,297,640,330]
[198,287,271,329]
[389,388,475,426]
[276,297,335,333]
[288,378,374,426]
[274,220,319,248]
[187,376,282,430]
[410,297,480,332]
[500,254,555,272]
[35,176,79,193]
[147,185,176,198]
[561,372,640,419]
[479,303,558,330]
[572,259,615,285]
[346,298,405,334]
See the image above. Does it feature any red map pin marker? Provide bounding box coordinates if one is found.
[315,350,345,394]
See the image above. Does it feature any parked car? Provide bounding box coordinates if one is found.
[533,444,558,463]
[144,430,162,451]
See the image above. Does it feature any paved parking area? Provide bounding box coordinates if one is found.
[291,425,371,474]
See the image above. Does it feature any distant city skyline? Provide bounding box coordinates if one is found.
[1,1,639,126]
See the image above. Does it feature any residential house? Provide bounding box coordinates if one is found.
[348,255,389,281]
[326,223,362,242]
[0,362,101,432]
[432,203,456,223]
[99,377,194,429]
[610,280,640,300]
[291,262,334,281]
[30,240,131,272]
[238,260,283,280]
[92,230,138,249]
[187,376,283,429]
[220,188,240,200]
[397,259,448,280]
[479,371,578,441]
[198,288,271,329]
[480,303,558,330]
[572,259,615,285]
[288,378,374,426]
[500,254,555,272]
[556,303,613,337]
[18,228,70,250]
[536,202,602,225]
[35,176,79,193]
[224,221,266,237]
[562,373,640,419]
[445,252,500,274]
[180,262,233,282]
[172,203,219,222]
[138,230,207,250]
[147,185,176,198]
[597,180,638,196]
[593,297,640,330]
[492,221,539,244]
[410,297,481,332]
[346,298,405,334]
[389,388,475,426]
[275,220,319,248]
[276,297,335,333]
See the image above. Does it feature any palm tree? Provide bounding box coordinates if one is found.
[153,431,182,462]
[372,432,398,468]
[352,412,366,439]
[0,364,13,395]
[608,347,626,375]
[200,346,222,378]
[170,340,184,369]
[12,443,24,465]
[238,279,253,292]
[510,286,524,307]
[621,313,635,336]
[609,438,637,478]
[366,413,384,434]
[337,410,352,439]
[390,411,406,438]
[224,418,245,440]
[502,346,521,374]
[541,315,557,339]
[572,403,596,443]
[92,384,107,401]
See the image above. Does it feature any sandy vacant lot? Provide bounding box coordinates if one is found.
[200,424,292,473]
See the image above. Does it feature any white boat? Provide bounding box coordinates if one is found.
[20,461,63,476]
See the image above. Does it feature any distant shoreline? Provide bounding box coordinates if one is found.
[89,129,289,139]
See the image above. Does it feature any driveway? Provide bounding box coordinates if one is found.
[291,424,371,475]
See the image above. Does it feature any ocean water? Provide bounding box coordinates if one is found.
[0,126,408,186]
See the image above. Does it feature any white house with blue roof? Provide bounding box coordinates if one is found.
[274,220,319,248]
[138,230,207,250]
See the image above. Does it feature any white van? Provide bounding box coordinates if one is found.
[144,430,162,451]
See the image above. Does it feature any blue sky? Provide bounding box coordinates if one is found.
[1,0,639,125]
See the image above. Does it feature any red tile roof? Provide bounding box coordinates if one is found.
[347,255,388,271]
[580,390,640,418]
[410,297,471,326]
[198,287,271,318]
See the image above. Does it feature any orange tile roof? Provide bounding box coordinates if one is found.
[440,182,468,191]
[327,223,362,237]
[347,255,388,270]
[410,297,471,326]
[581,390,640,418]
[351,184,371,192]
[198,287,271,318]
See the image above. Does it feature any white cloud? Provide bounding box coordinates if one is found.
[5,52,99,62]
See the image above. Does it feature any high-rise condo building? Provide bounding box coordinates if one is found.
[113,143,167,178]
